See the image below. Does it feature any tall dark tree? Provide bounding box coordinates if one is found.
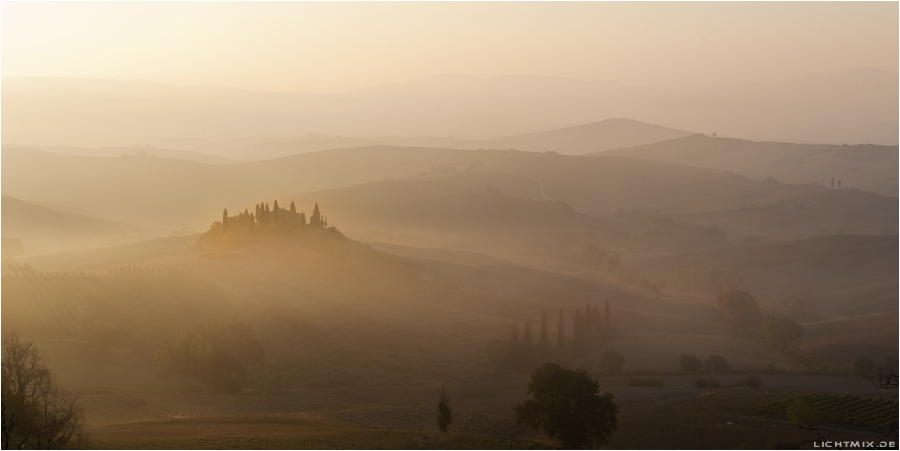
[311,203,322,226]
[557,309,564,347]
[515,363,618,448]
[523,321,533,345]
[540,312,548,344]
[437,386,453,432]
[604,301,610,333]
[289,201,296,213]
[574,309,582,338]
[222,209,229,230]
[585,304,593,335]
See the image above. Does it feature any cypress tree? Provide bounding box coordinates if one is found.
[574,309,582,338]
[585,304,593,335]
[605,300,611,333]
[540,312,548,344]
[557,309,564,347]
[222,208,228,230]
[289,201,296,213]
[311,203,321,226]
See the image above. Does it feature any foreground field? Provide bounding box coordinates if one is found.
[86,416,548,450]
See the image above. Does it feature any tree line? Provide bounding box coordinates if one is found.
[219,201,328,234]
[488,301,613,371]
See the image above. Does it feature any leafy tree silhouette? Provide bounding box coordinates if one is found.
[515,363,618,448]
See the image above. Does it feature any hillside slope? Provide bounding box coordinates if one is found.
[478,118,692,155]
[632,235,898,316]
[1,195,155,255]
[605,134,899,196]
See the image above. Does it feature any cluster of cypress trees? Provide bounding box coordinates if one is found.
[220,201,327,234]
[513,301,612,347]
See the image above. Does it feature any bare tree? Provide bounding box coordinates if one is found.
[1,331,87,448]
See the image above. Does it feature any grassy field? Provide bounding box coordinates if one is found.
[86,416,549,450]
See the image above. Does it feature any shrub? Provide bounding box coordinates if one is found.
[704,355,732,373]
[679,353,703,373]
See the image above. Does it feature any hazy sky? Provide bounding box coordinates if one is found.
[2,2,897,94]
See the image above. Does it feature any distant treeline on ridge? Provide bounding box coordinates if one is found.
[199,201,335,249]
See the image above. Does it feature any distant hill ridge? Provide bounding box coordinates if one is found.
[604,134,899,196]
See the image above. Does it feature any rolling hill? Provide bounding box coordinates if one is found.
[604,134,899,196]
[4,144,892,250]
[475,118,692,155]
[4,69,896,150]
[632,235,899,316]
[7,145,236,165]
[676,188,898,241]
[1,195,156,255]
[1,147,283,229]
[221,118,692,160]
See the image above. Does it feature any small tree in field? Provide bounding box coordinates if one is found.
[679,353,703,373]
[716,290,760,329]
[515,363,618,448]
[704,355,732,373]
[436,386,453,432]
[155,321,264,393]
[762,315,803,353]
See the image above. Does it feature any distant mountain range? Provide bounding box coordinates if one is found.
[2,68,896,150]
